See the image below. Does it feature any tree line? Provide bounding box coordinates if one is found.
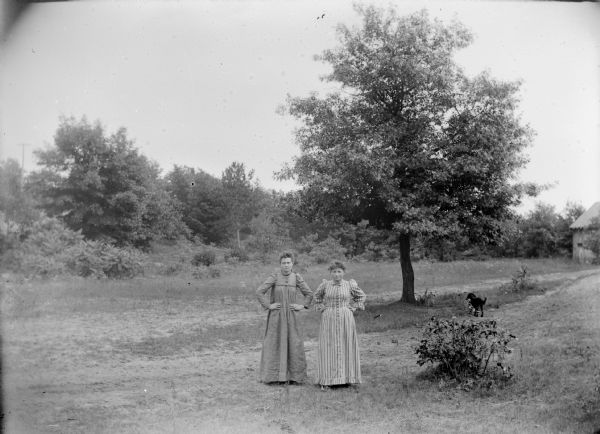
[0,116,265,250]
[0,114,583,261]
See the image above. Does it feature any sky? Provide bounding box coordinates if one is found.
[1,0,599,214]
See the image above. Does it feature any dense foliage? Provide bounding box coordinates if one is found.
[28,116,187,248]
[0,159,40,252]
[416,317,515,383]
[496,202,585,258]
[165,165,230,244]
[2,216,145,279]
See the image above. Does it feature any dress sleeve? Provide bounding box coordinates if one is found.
[349,279,366,310]
[256,273,276,310]
[313,280,327,312]
[295,273,313,308]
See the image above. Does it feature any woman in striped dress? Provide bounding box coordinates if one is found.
[313,261,366,388]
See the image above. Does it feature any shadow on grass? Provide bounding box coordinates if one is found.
[355,278,564,335]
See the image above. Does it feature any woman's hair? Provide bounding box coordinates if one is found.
[279,251,295,262]
[328,260,346,271]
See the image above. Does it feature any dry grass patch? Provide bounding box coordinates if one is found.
[2,260,599,433]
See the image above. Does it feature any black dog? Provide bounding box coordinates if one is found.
[466,293,487,317]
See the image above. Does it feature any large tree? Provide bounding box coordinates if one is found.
[30,116,187,248]
[280,6,537,302]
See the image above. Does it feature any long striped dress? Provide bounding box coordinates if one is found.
[313,278,366,386]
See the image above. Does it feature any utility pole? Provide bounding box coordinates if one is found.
[18,143,30,184]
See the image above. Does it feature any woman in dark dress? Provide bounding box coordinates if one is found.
[256,252,313,383]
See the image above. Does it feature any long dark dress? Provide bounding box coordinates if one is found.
[256,271,313,383]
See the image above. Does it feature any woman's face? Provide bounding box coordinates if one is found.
[331,268,344,282]
[280,257,293,274]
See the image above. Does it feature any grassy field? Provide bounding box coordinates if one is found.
[2,258,599,433]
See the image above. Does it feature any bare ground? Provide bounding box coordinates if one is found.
[2,268,600,433]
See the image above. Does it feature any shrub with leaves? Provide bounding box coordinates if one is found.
[309,236,347,264]
[8,216,145,279]
[66,241,145,279]
[15,254,67,279]
[65,241,108,278]
[192,250,217,267]
[18,216,85,254]
[8,216,83,277]
[95,243,145,279]
[192,265,222,279]
[296,234,347,264]
[224,246,249,262]
[415,317,515,383]
[356,241,388,262]
[157,262,184,276]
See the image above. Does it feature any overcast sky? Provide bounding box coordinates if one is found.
[1,0,599,213]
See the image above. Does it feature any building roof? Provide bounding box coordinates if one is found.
[570,202,600,229]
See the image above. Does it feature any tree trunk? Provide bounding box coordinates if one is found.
[236,228,241,249]
[399,233,416,303]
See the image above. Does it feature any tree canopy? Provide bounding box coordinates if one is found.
[280,6,537,302]
[30,116,187,248]
[0,158,40,243]
[165,165,230,244]
[221,161,263,248]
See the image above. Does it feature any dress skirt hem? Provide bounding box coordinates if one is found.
[316,376,361,386]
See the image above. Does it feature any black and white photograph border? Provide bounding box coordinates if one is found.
[1,0,599,433]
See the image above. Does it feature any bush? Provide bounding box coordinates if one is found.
[95,244,145,279]
[415,317,515,383]
[18,216,85,254]
[15,254,67,279]
[225,246,249,262]
[8,216,82,278]
[66,241,145,279]
[192,250,217,267]
[65,241,107,278]
[360,242,387,262]
[309,237,347,264]
[6,216,146,279]
[192,265,221,279]
[296,234,347,264]
[158,262,184,276]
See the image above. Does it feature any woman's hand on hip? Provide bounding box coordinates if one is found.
[268,303,281,310]
[289,303,305,311]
